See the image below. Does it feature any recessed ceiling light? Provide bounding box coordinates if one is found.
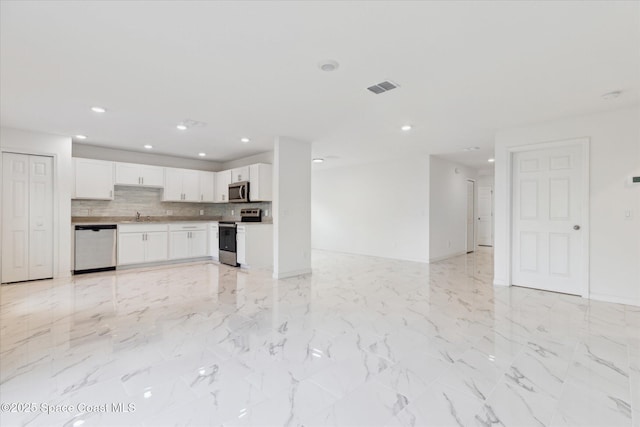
[198,152,206,157]
[240,137,250,143]
[401,125,412,131]
[312,158,324,163]
[601,90,622,100]
[318,60,339,72]
[463,146,481,151]
[488,158,495,162]
[91,106,106,113]
[144,144,153,149]
[176,124,188,130]
[75,134,87,140]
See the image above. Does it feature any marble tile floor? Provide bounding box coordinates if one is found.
[0,248,638,427]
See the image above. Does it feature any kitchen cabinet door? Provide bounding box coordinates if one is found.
[231,166,249,183]
[182,170,200,202]
[190,230,208,257]
[74,158,114,200]
[118,233,145,265]
[140,165,164,187]
[169,231,190,259]
[199,171,215,202]
[248,163,273,201]
[236,225,246,264]
[215,171,231,202]
[163,168,184,201]
[115,163,164,187]
[115,163,141,185]
[209,223,219,260]
[145,232,168,262]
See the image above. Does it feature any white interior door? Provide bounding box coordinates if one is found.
[477,186,493,246]
[2,153,53,283]
[2,153,30,282]
[512,144,584,295]
[28,156,53,280]
[466,180,475,253]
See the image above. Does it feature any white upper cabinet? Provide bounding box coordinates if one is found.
[198,171,215,202]
[115,162,163,187]
[248,163,273,201]
[215,170,231,203]
[231,166,249,183]
[73,158,114,200]
[163,168,200,202]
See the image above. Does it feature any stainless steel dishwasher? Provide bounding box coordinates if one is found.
[74,224,117,274]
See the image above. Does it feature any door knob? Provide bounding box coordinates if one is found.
[573,225,581,230]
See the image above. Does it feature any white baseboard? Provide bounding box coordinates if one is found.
[493,279,508,286]
[273,268,312,279]
[589,293,640,307]
[429,251,467,263]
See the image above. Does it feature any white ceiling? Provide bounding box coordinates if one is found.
[1,1,638,169]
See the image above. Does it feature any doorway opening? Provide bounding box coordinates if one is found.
[466,179,475,253]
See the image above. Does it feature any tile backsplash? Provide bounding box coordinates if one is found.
[71,186,271,220]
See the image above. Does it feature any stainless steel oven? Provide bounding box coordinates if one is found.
[218,222,239,266]
[228,181,249,203]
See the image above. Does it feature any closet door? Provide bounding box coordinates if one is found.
[28,156,53,280]
[1,153,53,283]
[2,153,30,282]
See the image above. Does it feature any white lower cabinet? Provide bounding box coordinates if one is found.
[209,222,219,261]
[169,224,207,259]
[118,224,168,265]
[236,224,272,269]
[237,225,247,264]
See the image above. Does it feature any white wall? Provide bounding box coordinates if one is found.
[312,157,430,263]
[221,151,273,170]
[73,143,222,171]
[494,107,640,306]
[273,137,311,278]
[1,127,73,278]
[429,156,478,262]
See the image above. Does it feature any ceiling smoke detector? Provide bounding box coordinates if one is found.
[367,80,399,95]
[318,60,339,72]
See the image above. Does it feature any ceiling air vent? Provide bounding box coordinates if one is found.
[367,80,399,94]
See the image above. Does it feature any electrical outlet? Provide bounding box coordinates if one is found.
[199,210,204,216]
[166,210,173,215]
[265,209,269,217]
[231,209,235,216]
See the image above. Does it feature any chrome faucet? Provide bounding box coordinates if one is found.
[135,211,141,222]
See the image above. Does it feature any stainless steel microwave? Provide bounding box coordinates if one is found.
[228,181,250,203]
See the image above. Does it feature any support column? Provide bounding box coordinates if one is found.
[272,136,311,279]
